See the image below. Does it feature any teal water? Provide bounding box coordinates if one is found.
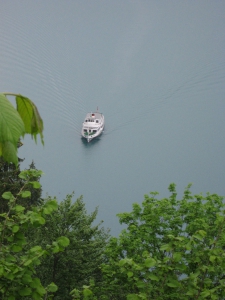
[0,1,225,235]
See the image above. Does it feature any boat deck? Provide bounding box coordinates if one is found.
[83,112,104,128]
[84,112,103,121]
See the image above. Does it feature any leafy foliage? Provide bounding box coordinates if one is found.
[28,193,110,300]
[0,159,43,214]
[0,93,43,165]
[90,184,225,299]
[0,169,69,299]
[16,95,44,144]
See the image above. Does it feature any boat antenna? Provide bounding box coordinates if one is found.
[97,106,98,112]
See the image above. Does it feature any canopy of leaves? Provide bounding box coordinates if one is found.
[27,193,110,300]
[0,160,43,214]
[0,93,44,165]
[0,170,69,300]
[94,184,225,300]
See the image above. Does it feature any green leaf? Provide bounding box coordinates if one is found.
[18,172,28,179]
[200,290,211,298]
[185,241,192,250]
[29,277,42,288]
[12,225,19,233]
[186,289,197,296]
[0,265,4,276]
[7,236,14,242]
[209,255,217,263]
[57,236,70,247]
[43,200,58,214]
[160,244,172,251]
[1,141,18,165]
[167,234,175,239]
[70,289,80,297]
[127,294,140,300]
[36,285,46,295]
[22,274,33,284]
[5,272,14,280]
[19,287,32,296]
[173,252,182,262]
[208,266,215,272]
[139,293,148,299]
[30,212,45,225]
[119,259,128,267]
[144,257,156,268]
[149,274,159,281]
[198,230,207,237]
[30,181,41,189]
[12,244,22,252]
[167,279,180,288]
[21,190,31,198]
[0,93,25,165]
[189,271,200,280]
[52,245,60,253]
[15,232,25,240]
[32,291,43,300]
[83,287,92,297]
[24,259,33,266]
[12,267,19,275]
[16,95,44,144]
[193,233,204,241]
[174,236,184,241]
[30,245,42,253]
[127,271,133,278]
[47,282,58,292]
[136,280,146,288]
[14,205,25,212]
[2,191,14,200]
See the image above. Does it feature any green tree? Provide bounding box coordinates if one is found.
[0,158,23,214]
[0,169,69,300]
[0,93,43,165]
[92,184,225,300]
[0,159,43,214]
[28,193,110,300]
[0,92,70,299]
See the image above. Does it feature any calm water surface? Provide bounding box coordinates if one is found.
[1,2,225,235]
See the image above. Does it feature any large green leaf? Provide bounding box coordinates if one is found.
[19,287,32,296]
[16,95,44,144]
[0,93,25,164]
[47,282,58,293]
[57,236,70,247]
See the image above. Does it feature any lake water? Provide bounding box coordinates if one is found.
[1,2,225,235]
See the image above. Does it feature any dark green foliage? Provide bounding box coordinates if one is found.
[23,161,43,208]
[28,193,109,300]
[0,169,69,300]
[0,159,43,214]
[0,157,23,214]
[91,184,225,300]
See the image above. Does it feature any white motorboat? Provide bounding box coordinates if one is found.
[81,109,104,142]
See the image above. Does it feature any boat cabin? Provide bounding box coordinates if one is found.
[85,119,99,123]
